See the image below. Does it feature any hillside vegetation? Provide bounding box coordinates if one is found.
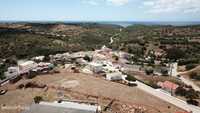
[0,23,200,66]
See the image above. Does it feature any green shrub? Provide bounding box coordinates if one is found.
[161,68,169,76]
[83,55,92,62]
[186,64,197,70]
[34,96,43,104]
[190,72,200,80]
[175,87,199,100]
[146,81,161,89]
[126,75,136,82]
[175,87,187,97]
[166,48,185,61]
[187,99,199,106]
[145,68,154,75]
[0,72,6,80]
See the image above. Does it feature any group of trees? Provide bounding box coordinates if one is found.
[34,96,43,104]
[175,87,199,106]
[0,57,18,80]
[0,69,6,80]
[186,64,197,70]
[145,68,154,75]
[166,48,186,61]
[83,55,92,62]
[190,72,200,80]
[126,75,137,82]
[0,24,119,59]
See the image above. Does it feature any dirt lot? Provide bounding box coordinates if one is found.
[0,69,185,113]
[179,65,200,87]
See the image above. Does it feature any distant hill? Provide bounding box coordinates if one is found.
[0,23,120,59]
[0,23,200,66]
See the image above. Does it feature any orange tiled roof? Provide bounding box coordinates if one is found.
[160,81,179,90]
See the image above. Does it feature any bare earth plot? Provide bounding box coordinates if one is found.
[179,65,200,87]
[0,69,184,113]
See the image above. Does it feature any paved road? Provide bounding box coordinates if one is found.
[109,37,113,44]
[135,81,200,113]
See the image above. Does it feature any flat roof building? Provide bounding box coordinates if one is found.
[22,101,101,113]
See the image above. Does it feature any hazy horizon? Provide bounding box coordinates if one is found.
[1,20,200,27]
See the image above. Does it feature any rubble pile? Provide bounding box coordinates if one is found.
[112,103,147,113]
[17,81,47,89]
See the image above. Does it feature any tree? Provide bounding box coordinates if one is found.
[166,48,185,61]
[5,57,17,65]
[175,87,199,101]
[186,64,196,70]
[126,75,136,82]
[175,87,187,97]
[190,72,200,80]
[145,67,154,75]
[0,64,6,80]
[0,71,6,80]
[185,88,199,99]
[34,96,43,104]
[161,67,169,76]
[187,99,199,106]
[112,55,119,61]
[43,55,50,62]
[83,55,92,62]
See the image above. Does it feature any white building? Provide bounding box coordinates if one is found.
[88,62,103,73]
[22,101,101,113]
[18,61,38,74]
[102,61,119,73]
[71,51,94,59]
[4,66,19,77]
[82,66,94,74]
[32,56,45,61]
[168,62,178,77]
[106,71,127,81]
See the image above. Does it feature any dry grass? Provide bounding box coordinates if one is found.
[0,69,185,113]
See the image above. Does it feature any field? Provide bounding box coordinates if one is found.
[0,68,184,113]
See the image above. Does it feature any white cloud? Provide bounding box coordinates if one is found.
[106,0,130,6]
[82,0,99,5]
[143,0,200,14]
[82,0,130,6]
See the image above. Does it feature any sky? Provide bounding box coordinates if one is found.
[0,0,200,21]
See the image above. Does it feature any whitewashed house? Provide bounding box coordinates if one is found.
[168,62,178,77]
[18,61,38,74]
[4,66,19,77]
[102,61,119,73]
[106,71,127,81]
[32,56,45,61]
[88,62,103,73]
[82,65,94,74]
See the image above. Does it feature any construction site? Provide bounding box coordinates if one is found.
[0,68,185,113]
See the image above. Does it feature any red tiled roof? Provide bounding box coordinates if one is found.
[160,81,179,90]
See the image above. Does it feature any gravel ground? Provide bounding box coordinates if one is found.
[0,69,184,113]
